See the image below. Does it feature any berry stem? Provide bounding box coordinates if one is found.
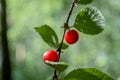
[53,0,77,79]
[66,0,77,24]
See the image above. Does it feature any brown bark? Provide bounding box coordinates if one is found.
[1,0,11,80]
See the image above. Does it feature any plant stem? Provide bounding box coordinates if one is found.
[53,0,77,79]
[66,0,77,24]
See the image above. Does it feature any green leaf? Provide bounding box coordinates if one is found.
[63,68,113,80]
[57,43,69,50]
[34,25,58,48]
[46,61,68,72]
[62,43,69,49]
[74,6,105,35]
[77,0,93,5]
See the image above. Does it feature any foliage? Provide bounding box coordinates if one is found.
[35,25,69,49]
[63,68,113,80]
[74,6,105,35]
[34,0,113,80]
[35,25,58,48]
[46,61,68,72]
[58,43,69,50]
[5,0,120,80]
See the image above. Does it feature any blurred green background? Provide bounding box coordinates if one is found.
[0,0,120,80]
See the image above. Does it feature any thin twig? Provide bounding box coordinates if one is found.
[53,0,77,79]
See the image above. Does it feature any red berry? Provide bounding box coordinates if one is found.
[65,30,79,44]
[42,50,59,63]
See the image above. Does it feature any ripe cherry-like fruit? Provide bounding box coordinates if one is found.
[65,29,79,44]
[42,50,59,63]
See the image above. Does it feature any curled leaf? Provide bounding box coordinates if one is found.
[46,61,68,72]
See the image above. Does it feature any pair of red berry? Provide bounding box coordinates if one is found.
[43,29,79,63]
